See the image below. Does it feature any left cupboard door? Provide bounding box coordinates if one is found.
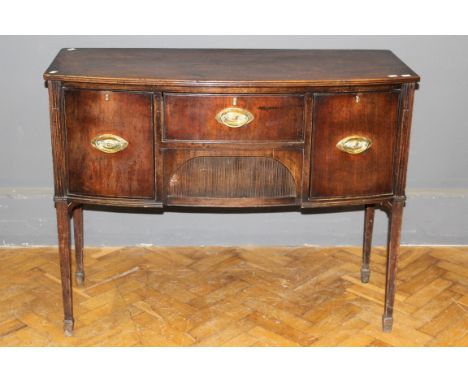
[64,89,154,199]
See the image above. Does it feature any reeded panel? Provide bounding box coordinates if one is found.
[168,156,296,198]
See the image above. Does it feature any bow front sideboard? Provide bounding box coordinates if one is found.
[44,49,419,336]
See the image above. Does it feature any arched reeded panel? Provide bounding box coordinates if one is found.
[168,156,296,198]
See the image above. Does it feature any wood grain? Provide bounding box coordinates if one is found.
[168,156,296,198]
[394,83,417,195]
[47,80,66,197]
[44,49,419,333]
[310,90,399,198]
[163,94,304,142]
[382,199,405,332]
[0,246,465,346]
[72,206,84,285]
[361,204,375,283]
[163,148,303,207]
[64,89,154,199]
[55,201,73,335]
[44,49,420,87]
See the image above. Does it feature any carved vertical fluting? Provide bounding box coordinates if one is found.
[153,92,163,201]
[168,156,296,198]
[301,93,314,200]
[394,83,416,196]
[47,80,67,198]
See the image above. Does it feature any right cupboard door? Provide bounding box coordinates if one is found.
[310,90,400,199]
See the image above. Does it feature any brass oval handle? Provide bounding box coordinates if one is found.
[91,134,128,154]
[215,107,254,128]
[336,135,372,155]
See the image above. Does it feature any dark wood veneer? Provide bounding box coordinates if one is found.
[45,49,419,336]
[64,89,154,199]
[45,49,419,87]
[163,148,303,207]
[164,94,304,142]
[310,90,399,198]
[168,156,296,199]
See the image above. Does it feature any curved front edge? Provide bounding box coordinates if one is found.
[63,195,163,209]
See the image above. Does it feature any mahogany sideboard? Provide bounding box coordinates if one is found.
[44,48,419,336]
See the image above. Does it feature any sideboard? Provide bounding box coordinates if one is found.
[44,48,419,336]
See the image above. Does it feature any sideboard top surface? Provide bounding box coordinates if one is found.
[44,48,419,87]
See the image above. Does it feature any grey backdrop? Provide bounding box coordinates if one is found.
[1,36,467,246]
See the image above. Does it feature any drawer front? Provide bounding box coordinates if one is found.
[65,89,154,198]
[310,91,400,198]
[163,94,305,142]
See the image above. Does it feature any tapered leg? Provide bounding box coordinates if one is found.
[361,205,375,283]
[73,206,84,286]
[56,201,74,336]
[382,199,404,332]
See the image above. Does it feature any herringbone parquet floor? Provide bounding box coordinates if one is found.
[0,246,466,346]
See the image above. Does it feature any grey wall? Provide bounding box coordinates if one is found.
[1,36,467,246]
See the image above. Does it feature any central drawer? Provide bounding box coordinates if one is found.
[163,94,305,142]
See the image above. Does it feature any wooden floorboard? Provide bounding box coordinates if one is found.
[0,246,466,346]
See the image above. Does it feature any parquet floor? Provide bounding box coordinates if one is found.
[0,246,466,346]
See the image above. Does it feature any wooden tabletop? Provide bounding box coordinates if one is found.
[44,48,419,87]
